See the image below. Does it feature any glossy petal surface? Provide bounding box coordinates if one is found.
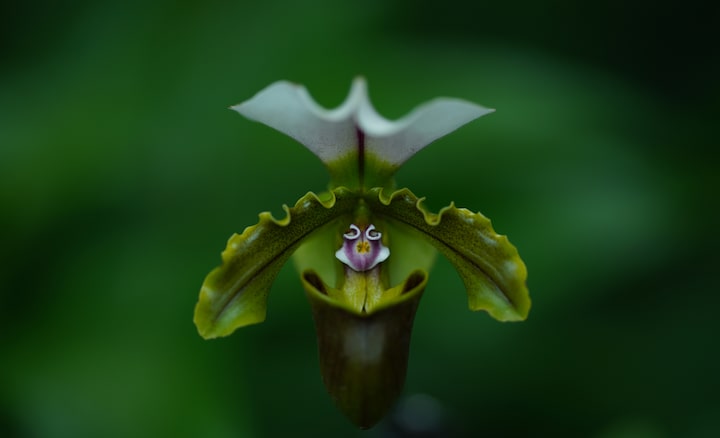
[302,269,427,428]
[194,189,358,339]
[363,188,530,321]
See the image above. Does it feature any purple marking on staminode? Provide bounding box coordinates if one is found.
[335,224,389,272]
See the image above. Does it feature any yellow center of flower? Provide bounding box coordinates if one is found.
[356,241,371,253]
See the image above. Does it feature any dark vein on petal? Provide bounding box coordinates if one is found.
[214,228,307,325]
[375,194,517,308]
[356,126,365,189]
[212,195,352,327]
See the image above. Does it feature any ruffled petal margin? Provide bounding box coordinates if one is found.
[194,188,357,339]
[195,186,528,339]
[363,188,530,321]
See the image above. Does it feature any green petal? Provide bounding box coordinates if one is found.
[194,188,358,339]
[302,269,428,429]
[364,188,530,321]
[291,221,342,289]
[382,218,437,287]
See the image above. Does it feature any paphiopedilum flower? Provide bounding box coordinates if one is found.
[194,78,530,428]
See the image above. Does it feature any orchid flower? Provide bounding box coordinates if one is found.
[193,78,530,428]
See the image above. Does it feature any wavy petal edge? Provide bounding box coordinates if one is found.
[194,188,357,339]
[366,187,530,321]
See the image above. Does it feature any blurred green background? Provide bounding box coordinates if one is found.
[1,1,718,437]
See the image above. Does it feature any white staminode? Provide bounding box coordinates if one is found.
[231,78,494,167]
[335,224,390,272]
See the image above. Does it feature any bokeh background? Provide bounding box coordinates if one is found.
[1,1,718,437]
